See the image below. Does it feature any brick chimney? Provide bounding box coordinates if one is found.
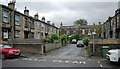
[8,1,15,9]
[42,16,45,22]
[34,13,39,19]
[24,6,29,16]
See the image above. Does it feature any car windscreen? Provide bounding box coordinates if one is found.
[77,41,83,44]
[0,45,12,48]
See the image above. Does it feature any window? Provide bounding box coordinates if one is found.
[3,29,9,39]
[15,15,20,25]
[52,28,54,32]
[15,31,20,39]
[31,20,34,29]
[117,16,119,23]
[41,23,44,31]
[41,32,43,36]
[82,29,85,34]
[31,33,34,39]
[24,18,28,28]
[73,30,76,33]
[3,10,8,23]
[37,21,40,29]
[36,32,40,39]
[48,27,50,32]
[45,26,47,32]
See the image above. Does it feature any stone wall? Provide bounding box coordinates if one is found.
[44,43,62,53]
[87,39,120,57]
[13,44,42,54]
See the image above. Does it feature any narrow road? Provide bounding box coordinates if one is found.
[2,44,120,68]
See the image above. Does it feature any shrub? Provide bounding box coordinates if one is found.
[82,37,89,46]
[49,33,58,43]
[42,38,46,43]
[70,34,81,42]
[60,34,68,43]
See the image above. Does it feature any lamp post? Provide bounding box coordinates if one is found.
[92,32,95,54]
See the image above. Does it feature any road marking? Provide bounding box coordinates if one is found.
[28,58,32,61]
[83,61,86,64]
[22,58,28,60]
[73,61,79,64]
[53,60,62,63]
[65,60,69,63]
[5,59,19,61]
[98,61,100,64]
[33,59,38,61]
[100,64,103,67]
[38,59,46,61]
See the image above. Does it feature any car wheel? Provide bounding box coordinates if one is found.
[118,58,120,65]
[2,53,6,60]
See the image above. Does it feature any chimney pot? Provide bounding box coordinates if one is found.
[34,13,39,19]
[24,6,29,16]
[42,16,45,22]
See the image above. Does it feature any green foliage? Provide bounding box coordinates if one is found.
[74,19,88,26]
[70,34,81,42]
[49,33,58,43]
[42,38,46,43]
[60,34,68,43]
[82,37,90,46]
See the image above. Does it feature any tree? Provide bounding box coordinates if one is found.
[60,34,68,43]
[90,23,103,37]
[49,33,58,43]
[70,34,81,42]
[74,19,88,26]
[82,37,90,46]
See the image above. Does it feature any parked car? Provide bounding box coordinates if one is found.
[0,43,21,59]
[107,49,120,64]
[76,40,84,47]
[71,39,77,44]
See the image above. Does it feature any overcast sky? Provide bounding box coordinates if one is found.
[0,0,119,27]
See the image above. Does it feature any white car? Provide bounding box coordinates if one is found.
[71,39,77,44]
[107,49,120,64]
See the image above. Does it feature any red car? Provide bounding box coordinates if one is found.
[0,43,21,59]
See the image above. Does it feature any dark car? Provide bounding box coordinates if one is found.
[76,40,84,47]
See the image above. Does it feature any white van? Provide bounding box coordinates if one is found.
[107,49,120,64]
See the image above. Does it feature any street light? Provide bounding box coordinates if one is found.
[92,31,95,54]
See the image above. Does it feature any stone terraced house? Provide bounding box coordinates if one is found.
[0,1,59,43]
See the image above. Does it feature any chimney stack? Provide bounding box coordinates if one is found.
[34,13,39,19]
[8,0,16,9]
[99,22,101,25]
[60,22,63,26]
[24,7,29,16]
[42,16,45,22]
[47,21,50,24]
[52,23,55,26]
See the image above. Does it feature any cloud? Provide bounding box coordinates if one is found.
[0,2,118,27]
